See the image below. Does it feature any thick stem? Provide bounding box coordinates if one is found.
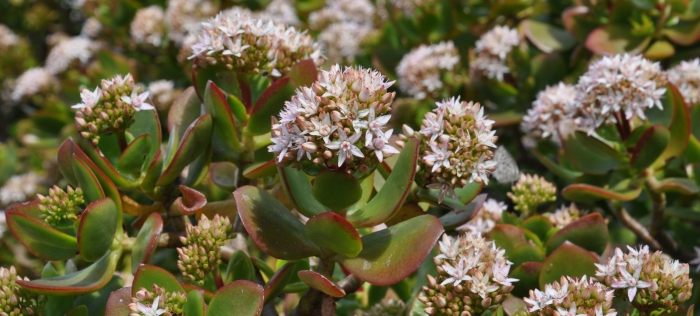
[290,259,337,316]
[116,131,128,152]
[337,275,364,298]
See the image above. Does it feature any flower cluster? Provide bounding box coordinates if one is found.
[164,0,218,45]
[396,41,461,100]
[0,173,42,207]
[177,215,233,284]
[80,17,102,38]
[418,233,518,315]
[44,36,98,75]
[10,68,59,102]
[507,174,556,216]
[147,80,182,112]
[367,299,406,316]
[37,185,84,227]
[575,54,667,133]
[0,266,41,316]
[470,26,521,81]
[457,198,507,235]
[595,246,693,309]
[400,97,497,203]
[309,0,375,62]
[525,275,617,316]
[521,83,579,145]
[667,58,700,106]
[247,0,300,26]
[189,12,322,77]
[131,6,167,47]
[270,65,397,174]
[0,25,19,50]
[73,73,154,145]
[544,204,582,229]
[129,284,187,316]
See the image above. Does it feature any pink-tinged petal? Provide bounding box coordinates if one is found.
[121,96,132,104]
[611,280,627,288]
[637,280,652,288]
[627,287,637,302]
[337,151,346,167]
[350,147,364,158]
[375,150,383,162]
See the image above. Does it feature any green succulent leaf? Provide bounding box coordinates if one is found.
[438,194,486,230]
[184,290,206,316]
[247,77,296,135]
[72,156,105,204]
[454,181,485,205]
[520,215,553,242]
[157,114,213,186]
[206,280,264,316]
[131,212,163,272]
[297,270,346,298]
[204,81,243,152]
[65,306,88,316]
[312,170,363,211]
[656,178,700,195]
[116,134,152,176]
[287,59,319,88]
[226,251,256,283]
[5,209,79,261]
[105,287,132,316]
[491,224,527,254]
[522,19,576,53]
[510,262,543,298]
[346,138,419,228]
[530,148,582,181]
[643,40,675,60]
[58,139,79,186]
[132,264,185,295]
[560,126,625,174]
[192,63,242,103]
[168,87,203,141]
[243,160,277,179]
[631,125,670,172]
[17,250,121,296]
[562,180,643,202]
[140,151,163,193]
[539,242,598,288]
[510,243,546,267]
[663,19,700,46]
[78,197,118,262]
[656,84,691,161]
[234,186,321,260]
[305,212,362,258]
[545,213,609,255]
[75,137,138,189]
[337,214,444,286]
[128,109,161,165]
[585,24,651,55]
[263,262,297,304]
[278,166,329,217]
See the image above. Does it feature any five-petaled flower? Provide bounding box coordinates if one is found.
[121,90,155,111]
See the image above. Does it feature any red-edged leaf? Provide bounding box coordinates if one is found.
[131,213,164,272]
[204,81,242,152]
[5,211,78,261]
[656,178,700,195]
[287,59,318,88]
[263,262,297,304]
[105,287,132,316]
[630,125,670,171]
[539,242,598,287]
[562,181,642,202]
[132,264,185,295]
[206,280,264,316]
[242,160,277,179]
[157,114,213,186]
[278,166,329,217]
[58,138,78,186]
[297,270,346,298]
[305,212,362,257]
[545,213,609,255]
[172,185,207,215]
[585,25,651,55]
[168,87,202,141]
[247,78,296,135]
[78,198,118,262]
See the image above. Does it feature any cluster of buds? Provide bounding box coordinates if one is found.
[270,65,397,175]
[396,41,461,100]
[595,246,693,309]
[506,174,556,216]
[575,54,667,133]
[367,299,406,316]
[130,6,166,47]
[667,58,700,106]
[457,198,507,235]
[0,266,41,316]
[128,284,187,316]
[10,67,59,103]
[189,12,322,77]
[418,233,518,315]
[524,275,617,316]
[400,97,497,203]
[37,185,84,226]
[470,26,521,81]
[521,83,579,146]
[73,73,154,145]
[544,204,582,229]
[177,215,233,284]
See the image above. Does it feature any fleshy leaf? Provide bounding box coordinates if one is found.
[656,178,700,195]
[172,185,207,215]
[631,125,670,172]
[132,264,185,295]
[385,202,424,226]
[234,186,321,260]
[455,181,484,205]
[562,180,642,202]
[522,19,576,53]
[247,78,296,135]
[510,243,545,267]
[5,211,79,261]
[242,160,277,179]
[278,166,328,217]
[140,151,163,193]
[305,212,362,258]
[545,213,609,255]
[75,137,138,189]
[664,19,700,46]
[287,59,318,88]
[17,250,121,296]
[128,109,161,165]
[539,242,598,288]
[297,270,346,298]
[337,214,443,286]
[531,148,582,181]
[157,114,213,186]
[209,162,238,190]
[643,40,675,60]
[58,139,78,186]
[346,138,419,227]
[560,125,625,174]
[78,198,118,262]
[657,84,691,161]
[312,170,362,211]
[66,305,88,316]
[73,156,105,204]
[510,262,542,298]
[131,213,163,272]
[116,134,152,176]
[520,215,552,242]
[585,25,651,55]
[438,194,486,230]
[105,287,132,316]
[263,262,297,304]
[491,224,527,254]
[226,251,256,283]
[184,290,206,316]
[206,280,264,316]
[204,81,242,152]
[192,62,242,102]
[168,87,202,141]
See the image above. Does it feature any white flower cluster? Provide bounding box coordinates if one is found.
[396,41,460,100]
[253,0,300,26]
[525,276,617,316]
[667,58,700,106]
[576,54,667,133]
[80,17,102,38]
[11,68,59,102]
[418,233,517,315]
[471,26,520,81]
[521,83,579,145]
[401,97,497,203]
[189,12,322,77]
[309,0,375,63]
[595,246,693,307]
[0,173,42,207]
[270,64,397,172]
[0,24,19,49]
[44,36,98,74]
[147,80,180,111]
[544,203,582,229]
[457,198,506,234]
[165,0,218,45]
[131,6,167,47]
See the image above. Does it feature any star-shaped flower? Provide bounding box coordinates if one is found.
[611,266,652,301]
[136,295,166,316]
[72,87,101,109]
[325,129,363,167]
[441,257,472,287]
[121,90,154,111]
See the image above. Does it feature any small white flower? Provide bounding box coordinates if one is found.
[477,129,497,148]
[72,87,102,109]
[557,303,586,316]
[611,266,652,302]
[469,273,500,298]
[545,282,568,304]
[325,129,364,167]
[491,262,518,286]
[121,90,154,111]
[270,124,305,162]
[594,255,618,278]
[524,288,553,312]
[424,141,451,172]
[419,111,444,141]
[470,155,497,184]
[309,114,338,144]
[441,257,472,287]
[136,295,167,316]
[434,234,461,261]
[365,130,399,162]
